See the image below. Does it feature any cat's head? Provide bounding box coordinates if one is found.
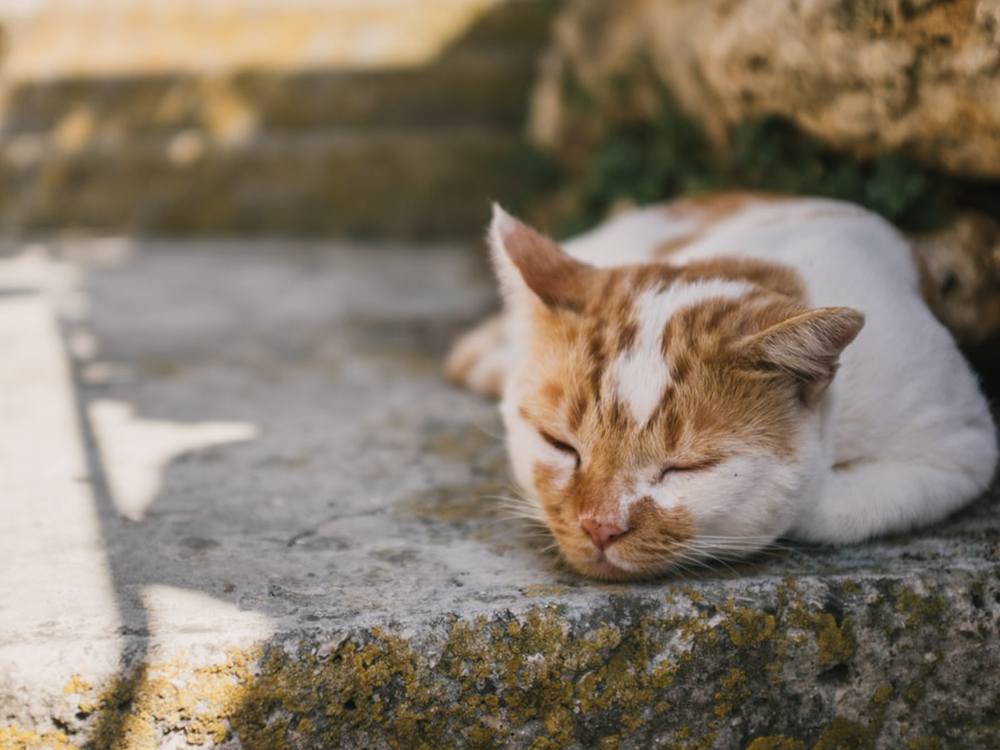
[490,206,864,580]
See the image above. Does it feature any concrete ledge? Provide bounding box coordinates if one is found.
[0,239,998,749]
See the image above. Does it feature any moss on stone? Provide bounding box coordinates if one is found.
[790,609,856,670]
[720,602,777,647]
[894,586,948,629]
[906,738,944,750]
[812,716,872,749]
[33,576,999,749]
[712,668,750,719]
[538,73,958,238]
[745,738,807,750]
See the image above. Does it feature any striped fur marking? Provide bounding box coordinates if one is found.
[609,280,752,427]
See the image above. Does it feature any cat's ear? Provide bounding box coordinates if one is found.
[743,307,864,404]
[489,204,595,312]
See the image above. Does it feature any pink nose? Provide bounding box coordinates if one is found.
[580,517,629,551]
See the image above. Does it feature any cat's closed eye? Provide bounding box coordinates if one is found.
[656,460,718,484]
[540,431,580,467]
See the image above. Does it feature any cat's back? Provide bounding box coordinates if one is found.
[566,194,923,351]
[565,193,916,300]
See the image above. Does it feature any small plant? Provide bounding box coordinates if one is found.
[548,91,950,236]
[725,117,945,231]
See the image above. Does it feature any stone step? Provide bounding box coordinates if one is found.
[1,237,998,749]
[0,128,534,237]
[0,0,557,238]
[0,47,543,139]
[0,0,555,80]
[236,47,542,132]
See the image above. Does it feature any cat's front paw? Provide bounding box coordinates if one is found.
[444,313,510,400]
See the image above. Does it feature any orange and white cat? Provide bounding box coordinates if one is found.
[447,194,998,580]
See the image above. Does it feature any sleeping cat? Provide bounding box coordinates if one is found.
[446,194,998,581]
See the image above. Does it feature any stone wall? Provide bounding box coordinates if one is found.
[531,0,1000,179]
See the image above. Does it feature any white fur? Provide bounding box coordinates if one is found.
[607,454,808,568]
[565,206,701,267]
[502,388,560,500]
[609,281,751,427]
[550,198,997,546]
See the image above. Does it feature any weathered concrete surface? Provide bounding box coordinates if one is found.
[1,238,999,750]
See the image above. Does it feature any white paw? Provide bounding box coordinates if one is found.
[444,314,510,399]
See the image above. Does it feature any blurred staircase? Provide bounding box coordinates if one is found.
[0,0,555,238]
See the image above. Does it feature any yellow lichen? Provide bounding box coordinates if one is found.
[894,587,948,629]
[523,584,572,598]
[17,581,961,749]
[62,675,91,696]
[720,602,777,647]
[0,726,82,750]
[786,606,856,670]
[713,668,750,719]
[812,716,870,749]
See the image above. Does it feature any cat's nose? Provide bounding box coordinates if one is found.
[580,516,629,551]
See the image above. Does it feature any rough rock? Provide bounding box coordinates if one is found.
[531,0,1000,179]
[909,211,1000,345]
[1,237,999,749]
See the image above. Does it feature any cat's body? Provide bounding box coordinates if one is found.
[447,194,998,580]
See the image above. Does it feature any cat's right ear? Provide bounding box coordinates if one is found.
[489,204,596,312]
[742,306,865,405]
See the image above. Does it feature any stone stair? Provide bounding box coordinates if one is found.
[2,235,999,749]
[0,0,556,238]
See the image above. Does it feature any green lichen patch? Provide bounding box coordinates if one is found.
[719,603,776,647]
[745,738,807,750]
[712,668,750,719]
[787,609,856,670]
[906,738,945,750]
[812,716,871,749]
[893,586,948,629]
[532,61,972,239]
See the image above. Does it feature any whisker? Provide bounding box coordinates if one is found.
[691,534,780,543]
[467,416,505,442]
[451,387,506,440]
[483,510,547,528]
[487,501,547,524]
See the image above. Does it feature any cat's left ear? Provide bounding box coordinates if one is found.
[742,307,865,404]
[488,204,596,312]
